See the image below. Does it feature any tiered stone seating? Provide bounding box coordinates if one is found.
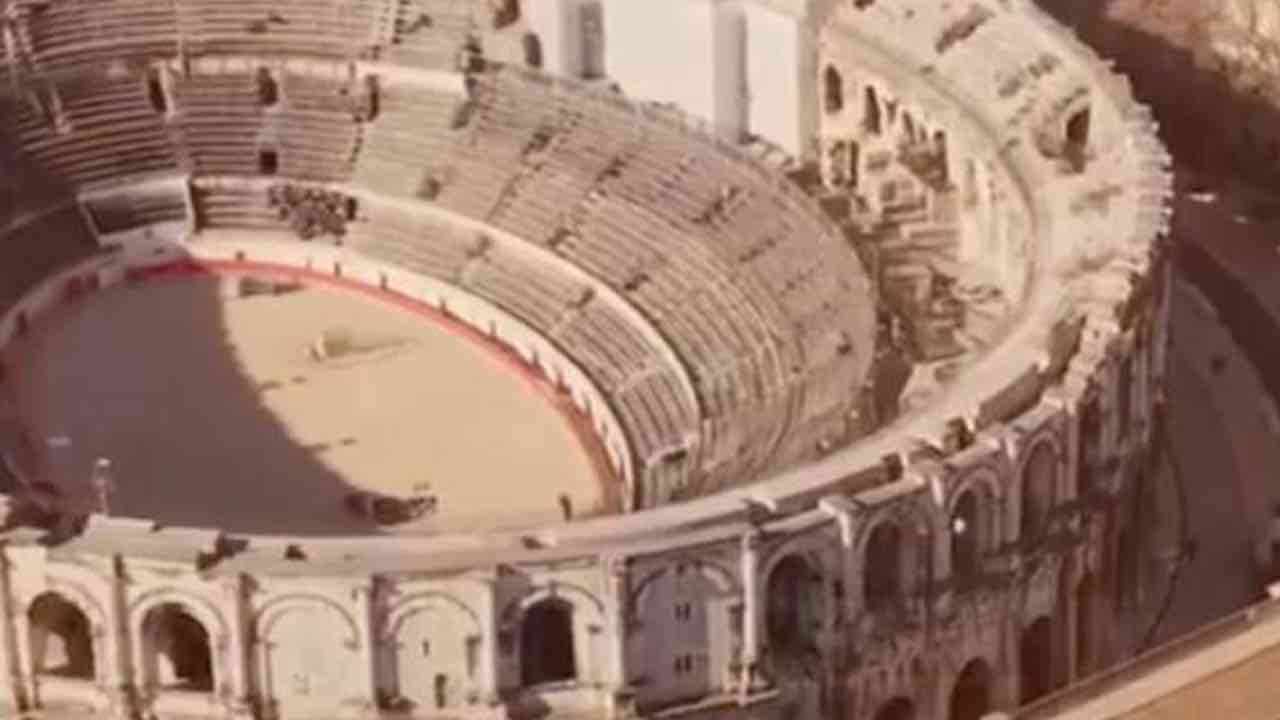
[179,0,384,59]
[192,181,284,231]
[21,0,178,76]
[487,96,642,244]
[0,207,99,311]
[463,252,585,333]
[85,188,189,234]
[431,70,560,218]
[170,71,266,176]
[550,303,660,393]
[275,72,365,181]
[352,81,465,196]
[613,371,698,464]
[345,205,475,282]
[8,77,178,188]
[385,0,476,70]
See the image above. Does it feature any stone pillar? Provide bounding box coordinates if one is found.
[604,556,635,719]
[0,547,29,712]
[348,582,379,717]
[738,530,764,695]
[834,508,858,623]
[474,574,502,709]
[222,574,254,720]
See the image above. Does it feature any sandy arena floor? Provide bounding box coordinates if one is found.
[0,271,606,536]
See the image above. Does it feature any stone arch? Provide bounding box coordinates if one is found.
[38,575,108,634]
[383,591,483,711]
[504,583,605,690]
[520,596,576,687]
[1019,438,1060,542]
[255,593,361,647]
[254,594,364,714]
[1020,615,1054,704]
[627,558,728,706]
[823,64,844,114]
[764,553,821,657]
[629,556,738,611]
[948,657,993,720]
[857,499,940,611]
[864,85,882,134]
[874,696,916,720]
[129,588,228,652]
[863,519,904,612]
[949,488,982,584]
[522,32,543,69]
[27,592,96,681]
[138,603,215,693]
[1075,573,1095,678]
[384,591,482,640]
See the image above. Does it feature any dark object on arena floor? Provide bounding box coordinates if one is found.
[344,491,437,526]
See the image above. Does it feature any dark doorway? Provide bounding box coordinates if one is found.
[523,33,543,69]
[1020,617,1053,705]
[865,522,902,611]
[874,696,916,720]
[824,65,844,114]
[951,489,981,585]
[864,86,882,134]
[28,593,95,679]
[1076,574,1095,678]
[258,148,279,175]
[766,555,816,655]
[1020,443,1056,542]
[520,597,576,686]
[142,604,214,692]
[146,70,168,114]
[949,659,992,720]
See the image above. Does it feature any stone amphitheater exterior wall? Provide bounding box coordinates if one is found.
[0,2,1173,720]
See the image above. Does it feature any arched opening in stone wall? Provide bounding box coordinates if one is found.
[141,603,214,693]
[874,696,916,720]
[522,33,543,69]
[824,65,844,114]
[864,86,882,135]
[1065,107,1091,171]
[1077,397,1101,497]
[933,130,949,184]
[766,554,819,657]
[146,69,168,114]
[1019,616,1054,705]
[520,597,576,687]
[865,521,903,611]
[950,489,982,586]
[949,658,992,720]
[1020,443,1057,543]
[1066,107,1091,147]
[28,592,95,680]
[1117,357,1133,441]
[1076,573,1095,678]
[256,67,279,107]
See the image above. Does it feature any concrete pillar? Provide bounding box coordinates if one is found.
[738,530,763,695]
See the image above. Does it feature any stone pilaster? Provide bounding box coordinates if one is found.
[604,555,635,719]
[738,530,764,695]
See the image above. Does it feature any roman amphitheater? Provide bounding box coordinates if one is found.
[0,1,1173,719]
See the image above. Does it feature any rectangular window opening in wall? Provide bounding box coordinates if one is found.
[146,69,168,114]
[259,148,278,175]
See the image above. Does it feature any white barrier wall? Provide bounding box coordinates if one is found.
[742,1,811,156]
[604,0,719,122]
[524,0,576,78]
